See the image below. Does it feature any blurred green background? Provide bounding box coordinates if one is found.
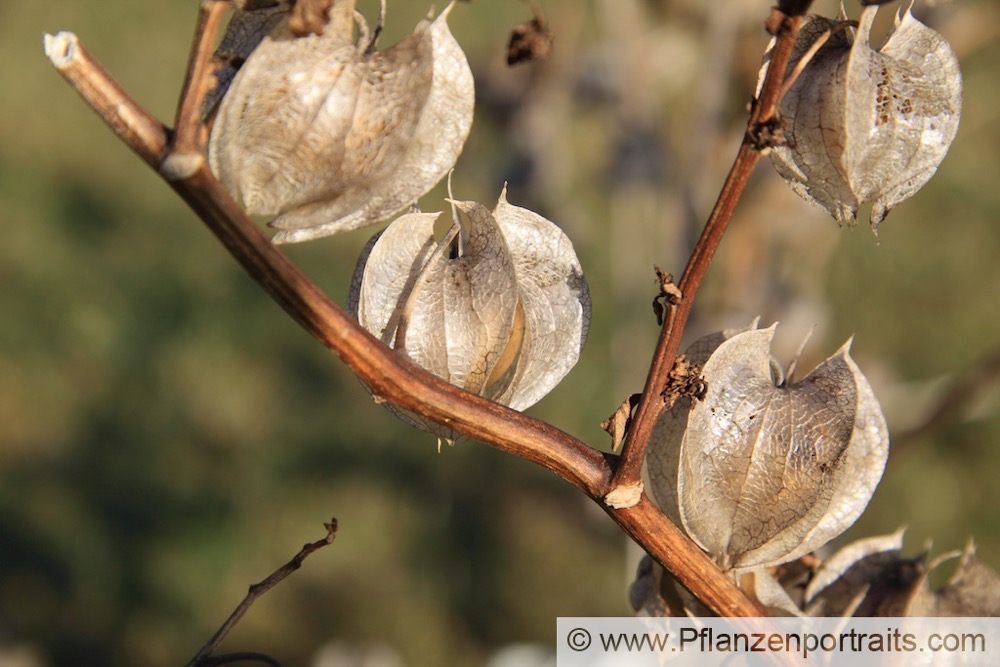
[1,0,998,665]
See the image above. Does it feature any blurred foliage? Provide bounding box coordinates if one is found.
[1,0,998,665]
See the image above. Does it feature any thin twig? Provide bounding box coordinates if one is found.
[187,519,340,667]
[608,3,810,499]
[196,652,281,667]
[173,0,229,155]
[43,24,766,617]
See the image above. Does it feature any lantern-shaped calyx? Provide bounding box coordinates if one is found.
[761,4,962,231]
[208,0,474,243]
[349,187,590,433]
[648,323,889,573]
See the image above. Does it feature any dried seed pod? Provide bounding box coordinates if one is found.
[348,187,590,433]
[209,0,474,243]
[804,530,1000,616]
[760,4,962,231]
[204,3,291,115]
[803,528,911,616]
[908,540,1000,616]
[647,323,889,573]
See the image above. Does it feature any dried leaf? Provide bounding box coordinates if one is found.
[651,266,682,326]
[209,0,475,243]
[660,355,707,411]
[761,4,962,231]
[602,393,640,453]
[349,187,590,434]
[648,322,889,572]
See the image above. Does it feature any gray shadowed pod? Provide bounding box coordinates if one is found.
[647,322,889,574]
[759,4,962,231]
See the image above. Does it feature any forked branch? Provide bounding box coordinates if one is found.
[41,0,795,621]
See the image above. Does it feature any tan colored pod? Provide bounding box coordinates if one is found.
[209,1,474,243]
[349,187,591,436]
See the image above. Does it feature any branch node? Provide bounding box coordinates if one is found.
[765,8,786,36]
[161,152,206,181]
[605,480,643,509]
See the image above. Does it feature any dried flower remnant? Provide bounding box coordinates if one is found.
[349,187,590,434]
[760,4,962,231]
[602,393,641,453]
[506,0,553,66]
[647,323,889,573]
[507,20,553,65]
[209,0,475,243]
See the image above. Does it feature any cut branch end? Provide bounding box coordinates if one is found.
[44,31,78,68]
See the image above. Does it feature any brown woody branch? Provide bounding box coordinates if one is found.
[42,4,775,622]
[173,0,229,155]
[608,2,810,498]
